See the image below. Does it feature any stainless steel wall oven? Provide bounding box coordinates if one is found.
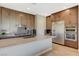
[65,27,77,41]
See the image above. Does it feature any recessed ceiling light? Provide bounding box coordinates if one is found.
[27,8,30,10]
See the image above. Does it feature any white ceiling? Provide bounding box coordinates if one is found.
[0,3,78,16]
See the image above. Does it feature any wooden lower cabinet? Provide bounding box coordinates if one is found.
[64,40,78,49]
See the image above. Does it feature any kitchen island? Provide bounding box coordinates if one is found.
[0,35,53,56]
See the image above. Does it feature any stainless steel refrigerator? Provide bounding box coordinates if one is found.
[52,21,64,45]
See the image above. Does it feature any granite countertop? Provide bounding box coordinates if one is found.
[0,35,54,48]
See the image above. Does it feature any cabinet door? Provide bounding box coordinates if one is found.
[54,13,60,22]
[9,9,16,33]
[16,12,22,27]
[50,15,54,22]
[0,7,1,29]
[2,8,10,33]
[64,7,78,27]
[70,7,78,27]
[46,16,49,29]
[46,16,52,29]
[26,14,30,27]
[21,13,27,26]
[30,15,35,29]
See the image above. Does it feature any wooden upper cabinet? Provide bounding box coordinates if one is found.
[16,12,35,29]
[0,7,1,29]
[64,6,78,27]
[70,6,78,27]
[56,6,78,27]
[1,7,17,32]
[46,16,52,29]
[19,13,27,26]
[25,14,30,28]
[0,7,35,33]
[2,7,10,30]
[15,11,35,29]
[46,16,49,29]
[16,12,22,26]
[30,15,35,29]
[46,6,78,28]
[53,13,60,22]
[9,9,17,32]
[20,14,35,29]
[50,15,54,22]
[53,11,64,22]
[0,7,1,20]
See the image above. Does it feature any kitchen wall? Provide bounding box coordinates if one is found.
[35,15,46,36]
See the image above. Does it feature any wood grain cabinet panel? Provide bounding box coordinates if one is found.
[0,7,1,21]
[2,7,10,32]
[64,6,78,27]
[15,12,35,29]
[53,13,61,22]
[1,7,35,33]
[46,16,52,30]
[65,40,78,49]
[9,9,17,33]
[25,14,31,28]
[15,11,22,26]
[70,7,78,26]
[50,15,54,22]
[2,7,17,33]
[19,13,27,26]
[14,11,35,29]
[46,6,78,29]
[0,7,1,29]
[30,15,35,29]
